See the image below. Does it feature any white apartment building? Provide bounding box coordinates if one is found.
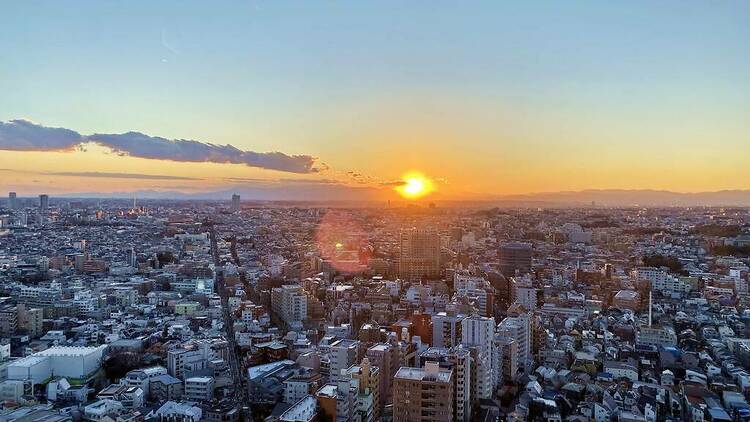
[461,315,497,398]
[120,366,167,398]
[632,267,691,297]
[329,339,360,381]
[184,376,215,402]
[167,339,228,380]
[497,314,532,373]
[272,285,308,330]
[636,325,677,347]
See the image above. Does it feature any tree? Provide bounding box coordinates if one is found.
[642,255,687,275]
[103,352,145,383]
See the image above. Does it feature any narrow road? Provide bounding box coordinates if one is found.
[207,221,245,399]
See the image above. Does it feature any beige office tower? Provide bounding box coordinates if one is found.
[393,362,453,422]
[399,228,441,281]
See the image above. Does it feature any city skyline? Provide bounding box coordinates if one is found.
[1,1,749,201]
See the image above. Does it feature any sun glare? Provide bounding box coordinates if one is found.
[396,172,434,199]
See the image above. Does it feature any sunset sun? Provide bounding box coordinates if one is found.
[396,172,434,199]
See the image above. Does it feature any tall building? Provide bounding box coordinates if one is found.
[0,305,18,337]
[8,192,17,210]
[393,362,454,422]
[126,247,138,268]
[487,270,512,313]
[495,336,518,381]
[512,276,539,310]
[497,313,532,374]
[271,285,308,331]
[346,359,380,422]
[632,267,691,297]
[432,311,465,348]
[461,315,497,399]
[230,194,241,212]
[39,194,49,212]
[498,242,532,276]
[366,343,399,407]
[329,339,360,381]
[419,347,472,422]
[399,229,441,281]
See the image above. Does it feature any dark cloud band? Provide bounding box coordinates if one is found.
[0,119,320,174]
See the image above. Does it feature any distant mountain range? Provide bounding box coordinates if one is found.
[56,187,750,207]
[494,189,750,207]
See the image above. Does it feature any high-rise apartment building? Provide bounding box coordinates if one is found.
[497,313,532,374]
[366,343,400,407]
[126,247,138,268]
[495,336,518,381]
[419,347,472,422]
[498,242,532,276]
[399,229,441,281]
[8,192,17,210]
[512,276,539,310]
[461,315,497,399]
[271,285,308,331]
[231,194,241,212]
[432,311,465,348]
[393,362,453,422]
[329,339,360,381]
[39,194,49,212]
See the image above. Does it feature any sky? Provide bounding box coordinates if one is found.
[1,1,748,200]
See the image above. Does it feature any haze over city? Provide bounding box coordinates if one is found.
[2,1,749,204]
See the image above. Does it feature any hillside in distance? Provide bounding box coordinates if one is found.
[495,189,750,207]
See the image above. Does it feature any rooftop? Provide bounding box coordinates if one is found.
[395,366,452,383]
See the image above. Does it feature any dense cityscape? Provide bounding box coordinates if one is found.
[2,3,748,421]
[0,193,749,421]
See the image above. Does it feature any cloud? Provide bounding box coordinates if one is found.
[44,171,200,180]
[0,119,321,174]
[88,132,320,173]
[225,177,344,185]
[0,120,83,151]
[380,180,407,187]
